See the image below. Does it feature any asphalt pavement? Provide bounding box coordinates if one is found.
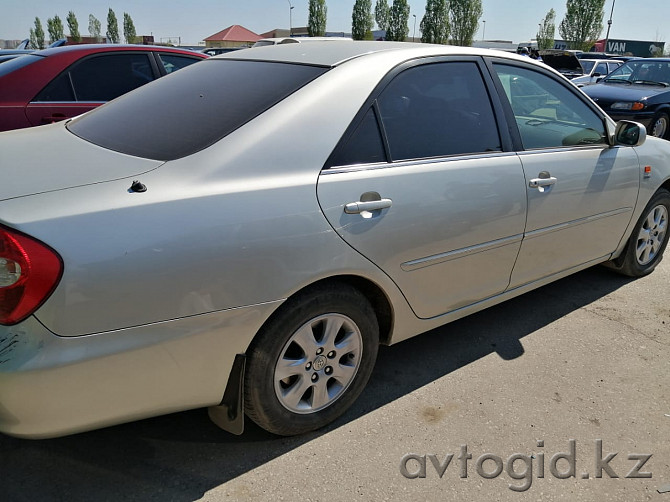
[4,260,669,501]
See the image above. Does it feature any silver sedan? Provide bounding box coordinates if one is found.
[1,42,669,439]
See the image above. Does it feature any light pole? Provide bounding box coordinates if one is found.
[412,14,417,42]
[287,0,294,37]
[604,0,616,53]
[482,20,486,41]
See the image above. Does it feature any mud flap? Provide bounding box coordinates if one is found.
[207,353,245,435]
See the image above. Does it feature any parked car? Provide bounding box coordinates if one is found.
[571,58,624,87]
[0,44,207,132]
[582,58,670,139]
[1,42,669,439]
[252,36,353,47]
[201,47,247,56]
[539,49,585,79]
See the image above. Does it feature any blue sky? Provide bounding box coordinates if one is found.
[1,1,667,46]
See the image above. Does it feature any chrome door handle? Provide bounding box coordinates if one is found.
[529,177,557,188]
[344,198,393,214]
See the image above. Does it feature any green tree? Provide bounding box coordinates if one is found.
[89,14,102,41]
[375,0,390,31]
[106,8,120,43]
[352,0,374,40]
[386,0,410,41]
[123,12,137,43]
[449,0,482,47]
[308,0,327,37]
[536,9,556,50]
[558,0,605,51]
[31,17,45,49]
[420,0,449,44]
[47,15,65,44]
[67,11,81,42]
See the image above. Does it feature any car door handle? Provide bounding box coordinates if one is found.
[344,198,393,214]
[528,176,557,188]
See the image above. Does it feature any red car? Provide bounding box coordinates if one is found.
[0,44,207,131]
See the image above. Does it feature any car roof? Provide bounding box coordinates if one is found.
[36,44,206,57]
[580,58,623,63]
[220,40,534,68]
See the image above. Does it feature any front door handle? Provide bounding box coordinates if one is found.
[344,198,393,214]
[528,177,557,188]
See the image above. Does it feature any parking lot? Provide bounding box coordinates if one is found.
[3,259,668,501]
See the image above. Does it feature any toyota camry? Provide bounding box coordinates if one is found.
[1,42,669,439]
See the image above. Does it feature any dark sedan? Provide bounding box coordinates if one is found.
[0,44,207,132]
[583,58,670,139]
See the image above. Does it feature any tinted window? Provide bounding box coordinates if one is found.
[376,62,501,161]
[0,54,41,78]
[68,59,327,160]
[595,62,608,75]
[158,53,201,74]
[35,53,155,102]
[330,108,386,166]
[493,64,606,149]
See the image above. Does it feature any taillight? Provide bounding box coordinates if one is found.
[0,224,63,325]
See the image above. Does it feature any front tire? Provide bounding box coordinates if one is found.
[613,188,670,277]
[650,112,670,140]
[244,283,379,436]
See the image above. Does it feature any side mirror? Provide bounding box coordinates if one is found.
[596,77,604,83]
[614,120,646,146]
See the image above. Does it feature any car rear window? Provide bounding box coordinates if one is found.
[0,54,42,77]
[67,59,328,160]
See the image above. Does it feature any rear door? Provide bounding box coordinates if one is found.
[317,58,527,319]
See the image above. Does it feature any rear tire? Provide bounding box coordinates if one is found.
[612,188,670,277]
[244,283,379,436]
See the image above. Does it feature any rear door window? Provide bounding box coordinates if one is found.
[34,53,155,102]
[330,61,501,167]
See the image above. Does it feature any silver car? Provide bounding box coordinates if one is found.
[1,42,669,439]
[572,58,624,87]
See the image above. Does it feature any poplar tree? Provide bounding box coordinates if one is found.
[386,0,410,42]
[308,0,328,37]
[352,0,374,40]
[449,0,482,47]
[123,13,137,44]
[106,8,120,43]
[421,0,449,44]
[67,11,81,42]
[536,9,556,50]
[559,0,605,51]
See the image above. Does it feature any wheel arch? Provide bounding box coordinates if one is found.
[251,274,395,351]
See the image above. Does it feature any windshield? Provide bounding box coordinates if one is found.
[605,60,670,86]
[68,59,328,160]
[580,60,595,73]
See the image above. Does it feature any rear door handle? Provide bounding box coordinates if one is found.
[344,198,393,214]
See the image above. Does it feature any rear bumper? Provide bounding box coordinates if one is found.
[0,301,280,438]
